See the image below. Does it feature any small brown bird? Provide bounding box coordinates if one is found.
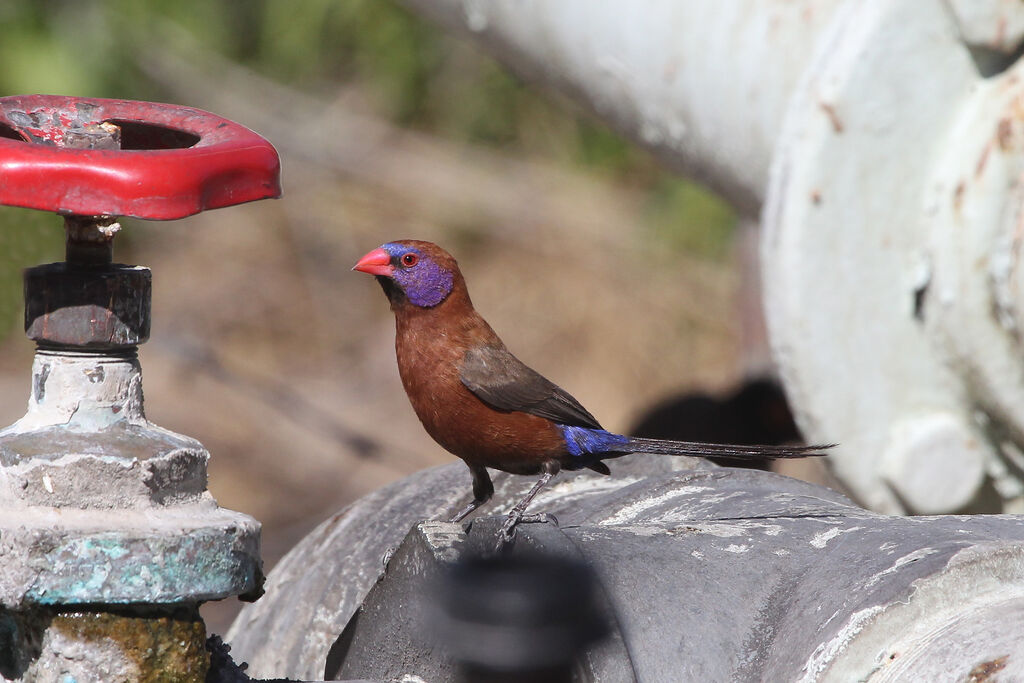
[354,240,828,544]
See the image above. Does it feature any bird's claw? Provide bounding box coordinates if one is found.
[495,517,518,552]
[519,512,558,526]
[494,511,558,553]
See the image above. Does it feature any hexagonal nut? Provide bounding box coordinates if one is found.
[24,263,150,348]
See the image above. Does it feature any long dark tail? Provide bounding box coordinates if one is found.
[559,425,832,465]
[605,435,831,460]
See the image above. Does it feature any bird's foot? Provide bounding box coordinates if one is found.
[495,513,519,551]
[520,512,558,526]
[494,512,558,553]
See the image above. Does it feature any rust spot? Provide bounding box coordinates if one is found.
[998,118,1014,151]
[810,190,822,205]
[994,16,1007,50]
[965,655,1008,682]
[954,181,966,211]
[976,141,992,178]
[662,59,680,83]
[819,101,843,134]
[52,609,208,682]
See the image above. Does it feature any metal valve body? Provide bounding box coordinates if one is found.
[0,95,279,682]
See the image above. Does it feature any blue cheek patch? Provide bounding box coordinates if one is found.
[381,243,454,308]
[560,425,629,457]
[401,262,453,307]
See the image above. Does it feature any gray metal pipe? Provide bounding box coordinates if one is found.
[228,457,1024,681]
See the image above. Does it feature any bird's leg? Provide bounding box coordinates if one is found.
[496,462,559,549]
[449,464,494,523]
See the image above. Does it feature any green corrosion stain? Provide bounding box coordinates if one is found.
[52,609,208,682]
[31,527,260,605]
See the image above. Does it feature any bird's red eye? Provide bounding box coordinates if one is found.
[401,253,419,267]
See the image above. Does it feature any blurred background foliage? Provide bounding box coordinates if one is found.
[0,0,734,340]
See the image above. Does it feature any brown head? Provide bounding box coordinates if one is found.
[352,239,470,312]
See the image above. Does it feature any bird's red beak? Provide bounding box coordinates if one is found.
[352,247,394,277]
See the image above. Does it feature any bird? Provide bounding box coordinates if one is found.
[353,240,829,545]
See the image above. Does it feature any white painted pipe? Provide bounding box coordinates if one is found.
[402,0,846,216]
[764,0,1024,514]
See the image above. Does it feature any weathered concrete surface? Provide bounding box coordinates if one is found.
[229,457,1024,681]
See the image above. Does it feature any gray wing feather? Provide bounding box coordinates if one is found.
[459,345,602,429]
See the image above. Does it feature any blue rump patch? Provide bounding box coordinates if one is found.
[559,425,630,457]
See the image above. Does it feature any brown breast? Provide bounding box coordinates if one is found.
[393,302,566,475]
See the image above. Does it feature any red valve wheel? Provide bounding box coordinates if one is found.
[0,94,281,219]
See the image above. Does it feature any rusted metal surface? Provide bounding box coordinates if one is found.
[63,214,119,265]
[1,607,208,682]
[0,354,263,610]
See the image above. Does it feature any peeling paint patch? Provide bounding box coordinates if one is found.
[418,522,465,563]
[966,655,1008,682]
[862,547,938,588]
[600,525,669,538]
[598,486,713,526]
[798,605,886,683]
[532,475,642,508]
[697,523,750,538]
[810,526,863,548]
